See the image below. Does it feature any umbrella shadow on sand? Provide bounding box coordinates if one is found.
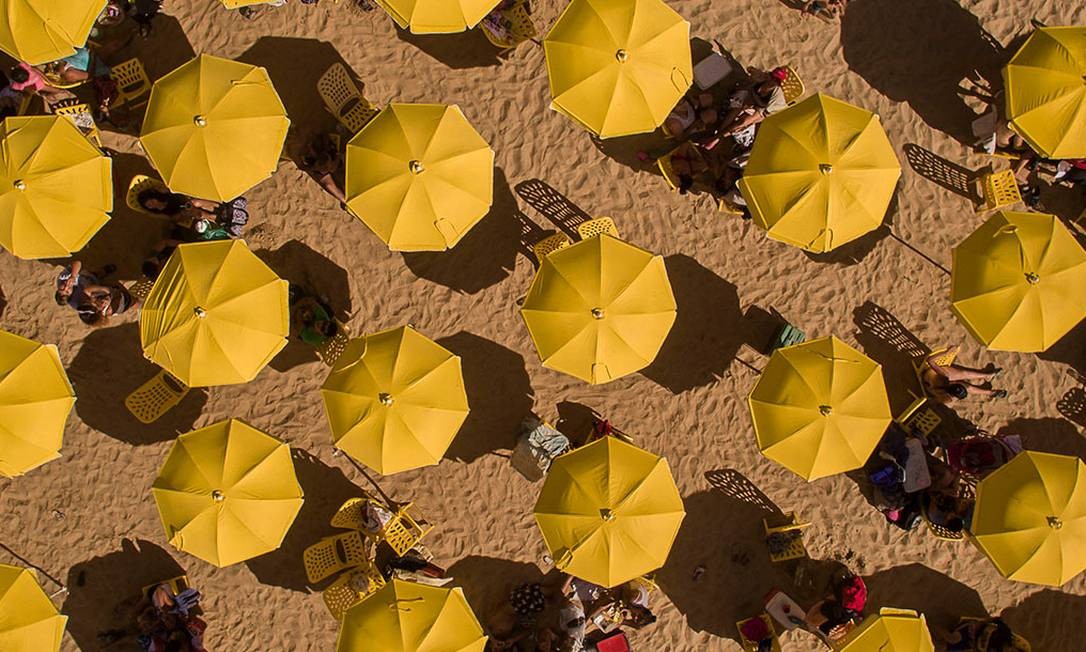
[641,255,744,394]
[395,27,502,70]
[997,417,1086,460]
[658,471,793,643]
[841,0,1008,145]
[67,322,208,446]
[62,538,186,652]
[245,449,363,593]
[1001,590,1086,651]
[447,556,547,627]
[437,331,534,464]
[863,563,987,632]
[402,168,520,295]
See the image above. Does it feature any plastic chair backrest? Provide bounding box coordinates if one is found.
[303,531,367,584]
[341,102,380,135]
[657,150,681,190]
[381,504,431,556]
[330,497,366,530]
[52,103,101,146]
[978,169,1022,212]
[532,233,571,261]
[125,370,190,424]
[111,58,152,104]
[317,63,362,119]
[316,321,351,366]
[126,175,169,215]
[322,565,385,620]
[780,66,804,105]
[577,217,619,240]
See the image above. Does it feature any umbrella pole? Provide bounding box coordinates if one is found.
[338,452,397,507]
[0,542,67,596]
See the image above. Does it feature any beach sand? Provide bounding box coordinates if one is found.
[1,0,1084,650]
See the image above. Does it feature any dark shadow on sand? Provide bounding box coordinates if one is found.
[447,555,546,625]
[438,332,533,463]
[864,563,987,632]
[1039,320,1086,379]
[642,255,743,393]
[245,450,362,592]
[514,179,592,239]
[395,27,501,70]
[68,322,207,446]
[902,143,982,203]
[841,0,1007,144]
[852,300,930,411]
[402,168,520,294]
[998,417,1086,460]
[62,539,186,652]
[1001,589,1086,651]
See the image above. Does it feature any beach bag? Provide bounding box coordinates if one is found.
[216,197,249,237]
[511,416,570,481]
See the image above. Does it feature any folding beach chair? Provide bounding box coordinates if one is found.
[303,530,370,584]
[577,216,619,240]
[317,63,380,135]
[531,232,571,262]
[111,58,152,107]
[125,370,190,424]
[975,168,1022,212]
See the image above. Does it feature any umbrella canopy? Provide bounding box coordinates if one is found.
[139,54,290,201]
[0,330,74,478]
[0,0,104,65]
[544,0,692,138]
[1003,26,1086,158]
[838,608,934,652]
[373,0,500,33]
[749,336,892,481]
[338,579,487,652]
[534,437,685,587]
[520,233,676,384]
[0,564,66,652]
[345,103,494,251]
[151,418,304,567]
[139,240,289,388]
[322,325,469,474]
[0,116,111,259]
[738,93,901,253]
[971,451,1086,586]
[951,211,1086,352]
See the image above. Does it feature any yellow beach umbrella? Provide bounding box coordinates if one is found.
[140,240,289,388]
[520,233,676,384]
[749,336,892,481]
[139,54,290,201]
[737,93,901,253]
[971,451,1086,586]
[544,0,692,138]
[151,418,304,567]
[338,579,487,652]
[322,325,469,475]
[0,0,104,65]
[534,437,685,587]
[838,608,934,652]
[1003,26,1086,158]
[0,564,66,652]
[951,211,1086,352]
[345,103,494,251]
[0,116,111,259]
[373,0,499,33]
[0,330,74,478]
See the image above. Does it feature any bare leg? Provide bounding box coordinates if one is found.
[942,365,995,382]
[963,384,999,398]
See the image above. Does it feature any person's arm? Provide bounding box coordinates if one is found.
[188,198,219,212]
[316,173,347,204]
[722,109,764,136]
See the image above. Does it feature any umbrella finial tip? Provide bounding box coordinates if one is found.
[378,392,394,406]
[211,490,225,502]
[818,405,833,416]
[193,115,207,127]
[13,179,25,191]
[616,49,628,63]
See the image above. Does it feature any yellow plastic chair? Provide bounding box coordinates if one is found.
[780,66,804,105]
[322,564,386,620]
[331,497,367,530]
[42,69,84,90]
[126,175,170,215]
[975,168,1022,212]
[736,614,782,652]
[577,216,619,240]
[317,63,380,135]
[893,393,941,438]
[124,370,190,424]
[763,512,810,562]
[914,347,958,398]
[52,103,102,147]
[111,58,152,107]
[531,232,571,261]
[316,321,351,367]
[481,1,537,52]
[921,501,967,542]
[303,531,370,584]
[380,504,432,557]
[141,575,189,599]
[657,150,681,191]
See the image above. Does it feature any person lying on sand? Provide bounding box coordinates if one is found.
[55,260,115,310]
[706,67,789,149]
[75,282,140,327]
[920,347,1006,403]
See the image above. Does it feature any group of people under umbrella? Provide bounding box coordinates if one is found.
[0,0,1084,650]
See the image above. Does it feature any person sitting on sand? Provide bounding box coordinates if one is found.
[55,260,115,310]
[710,67,789,148]
[75,282,140,327]
[924,491,974,534]
[289,291,339,347]
[299,132,348,205]
[936,616,1030,652]
[664,92,721,140]
[805,570,866,640]
[8,63,74,107]
[920,347,1006,403]
[138,189,249,239]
